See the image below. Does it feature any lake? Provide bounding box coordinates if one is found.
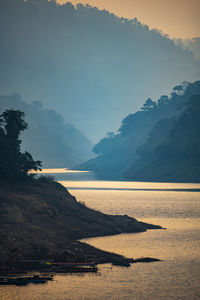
[1,169,200,300]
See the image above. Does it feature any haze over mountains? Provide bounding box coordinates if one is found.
[0,94,93,168]
[79,81,200,181]
[0,0,200,142]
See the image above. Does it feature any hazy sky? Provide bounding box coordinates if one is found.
[57,0,200,39]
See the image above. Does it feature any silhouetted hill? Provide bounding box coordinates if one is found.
[125,94,200,182]
[0,94,93,167]
[0,180,161,265]
[79,81,200,181]
[0,0,199,141]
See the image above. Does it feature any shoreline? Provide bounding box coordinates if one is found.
[0,179,162,272]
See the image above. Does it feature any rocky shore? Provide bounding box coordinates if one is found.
[0,179,162,269]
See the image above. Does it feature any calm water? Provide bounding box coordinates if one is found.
[1,170,200,300]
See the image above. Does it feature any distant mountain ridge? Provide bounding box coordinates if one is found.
[0,94,93,168]
[79,81,200,182]
[0,0,199,141]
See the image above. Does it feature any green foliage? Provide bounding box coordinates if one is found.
[0,109,42,181]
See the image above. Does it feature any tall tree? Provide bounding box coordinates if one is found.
[0,109,41,181]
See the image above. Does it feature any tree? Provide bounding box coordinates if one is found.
[141,98,156,111]
[2,109,27,140]
[157,95,169,106]
[0,109,42,181]
[173,85,183,94]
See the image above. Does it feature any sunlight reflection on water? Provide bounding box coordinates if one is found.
[1,169,200,300]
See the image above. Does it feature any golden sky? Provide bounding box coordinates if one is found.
[57,0,200,39]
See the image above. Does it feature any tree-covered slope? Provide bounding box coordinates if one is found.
[0,0,199,141]
[0,94,93,168]
[79,81,200,180]
[125,95,200,182]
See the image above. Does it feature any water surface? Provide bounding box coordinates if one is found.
[1,169,200,299]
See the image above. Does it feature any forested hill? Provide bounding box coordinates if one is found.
[79,81,200,181]
[125,94,200,182]
[0,0,199,141]
[0,94,93,167]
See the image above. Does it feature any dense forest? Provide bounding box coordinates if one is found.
[0,0,199,141]
[0,94,93,167]
[79,81,200,182]
[125,94,200,182]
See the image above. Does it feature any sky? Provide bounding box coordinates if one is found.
[57,0,200,39]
